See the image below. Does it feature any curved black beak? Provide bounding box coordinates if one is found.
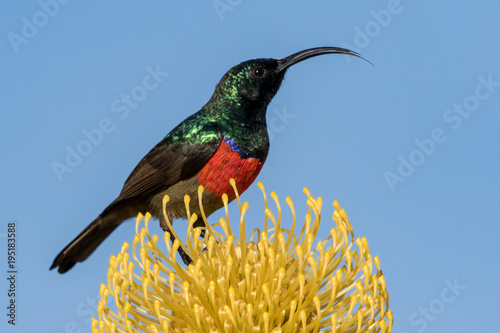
[276,46,372,72]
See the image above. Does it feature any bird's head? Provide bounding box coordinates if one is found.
[209,47,368,109]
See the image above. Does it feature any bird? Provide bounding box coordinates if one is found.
[50,47,367,273]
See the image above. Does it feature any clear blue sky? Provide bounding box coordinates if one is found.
[2,1,499,332]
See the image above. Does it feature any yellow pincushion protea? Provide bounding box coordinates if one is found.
[92,180,393,332]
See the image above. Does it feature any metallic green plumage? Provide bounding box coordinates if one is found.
[51,47,366,273]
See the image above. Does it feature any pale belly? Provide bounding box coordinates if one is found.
[149,140,265,224]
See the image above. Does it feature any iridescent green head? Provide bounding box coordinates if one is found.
[209,46,368,109]
[213,59,284,107]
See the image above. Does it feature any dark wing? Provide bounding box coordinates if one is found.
[102,119,221,216]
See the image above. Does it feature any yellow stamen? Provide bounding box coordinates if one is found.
[93,181,393,332]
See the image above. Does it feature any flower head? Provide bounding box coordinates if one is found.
[92,180,393,332]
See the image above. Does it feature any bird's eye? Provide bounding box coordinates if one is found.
[253,67,265,77]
